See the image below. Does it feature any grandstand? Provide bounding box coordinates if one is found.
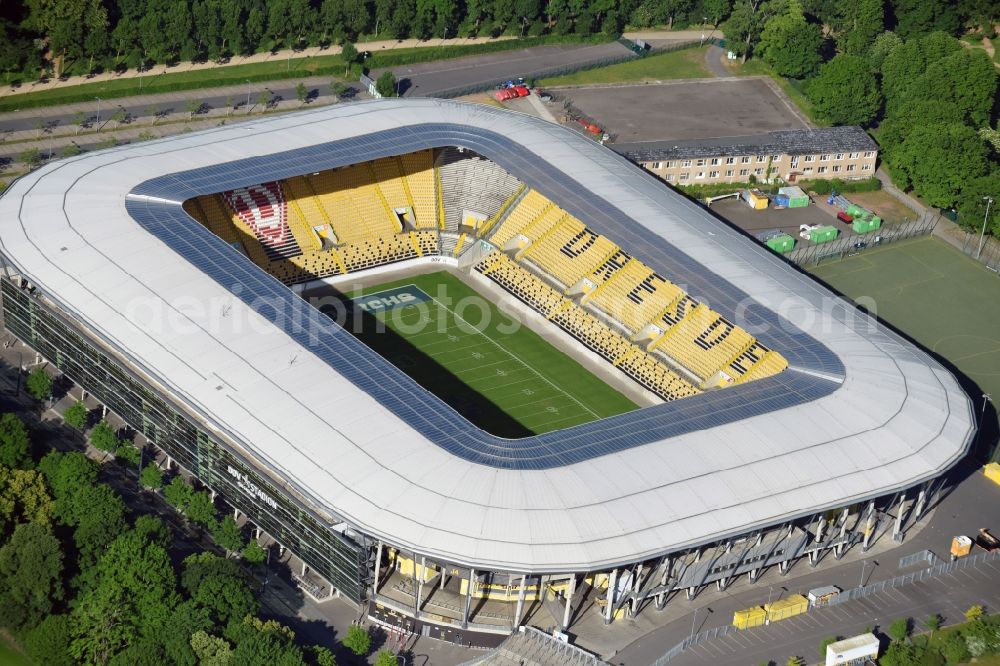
[0,99,975,653]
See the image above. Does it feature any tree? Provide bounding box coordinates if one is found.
[20,147,41,170]
[38,451,98,523]
[804,54,881,126]
[310,645,337,666]
[891,0,960,40]
[819,636,838,658]
[0,466,54,530]
[165,476,195,512]
[341,41,358,76]
[0,413,32,469]
[376,71,397,98]
[965,604,985,621]
[940,630,970,664]
[90,419,120,453]
[212,514,244,554]
[330,80,348,100]
[880,32,960,104]
[115,442,141,465]
[375,649,397,666]
[185,490,217,528]
[160,600,213,666]
[63,400,89,430]
[186,99,202,119]
[224,96,235,116]
[23,0,108,63]
[243,539,266,565]
[785,657,804,666]
[140,463,164,489]
[257,90,272,111]
[867,31,902,71]
[295,82,308,105]
[885,123,989,207]
[703,0,734,25]
[24,614,74,666]
[227,616,304,666]
[757,1,823,78]
[888,617,910,642]
[26,367,51,401]
[896,48,998,127]
[71,483,128,569]
[133,515,172,550]
[342,624,372,657]
[190,631,233,666]
[957,174,1000,236]
[182,552,258,624]
[837,0,883,55]
[72,110,86,134]
[62,144,83,157]
[0,522,64,631]
[924,613,941,634]
[106,636,166,666]
[722,0,787,62]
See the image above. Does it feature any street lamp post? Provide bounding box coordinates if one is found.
[95,96,102,132]
[700,17,707,46]
[860,560,866,587]
[690,607,698,640]
[245,80,251,115]
[976,195,994,260]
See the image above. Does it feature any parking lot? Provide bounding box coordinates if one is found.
[550,77,809,143]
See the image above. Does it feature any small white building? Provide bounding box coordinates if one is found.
[826,633,879,666]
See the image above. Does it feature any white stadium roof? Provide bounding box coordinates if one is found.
[0,99,974,573]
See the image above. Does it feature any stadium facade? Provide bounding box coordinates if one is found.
[0,99,975,647]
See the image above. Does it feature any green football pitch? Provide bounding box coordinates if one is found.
[810,236,1000,453]
[339,271,637,437]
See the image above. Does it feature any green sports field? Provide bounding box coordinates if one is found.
[339,271,637,437]
[810,236,1000,453]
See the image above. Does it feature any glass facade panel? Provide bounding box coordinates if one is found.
[1,278,367,601]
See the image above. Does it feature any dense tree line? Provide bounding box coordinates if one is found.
[0,403,351,666]
[718,0,1000,235]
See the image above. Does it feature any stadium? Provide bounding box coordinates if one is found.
[0,98,976,648]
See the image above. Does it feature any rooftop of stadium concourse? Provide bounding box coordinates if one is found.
[125,122,846,471]
[0,99,974,573]
[612,126,879,162]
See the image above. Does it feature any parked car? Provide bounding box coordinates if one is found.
[836,211,854,224]
[511,85,530,97]
[538,91,553,102]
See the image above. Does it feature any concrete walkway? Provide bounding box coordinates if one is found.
[703,45,729,78]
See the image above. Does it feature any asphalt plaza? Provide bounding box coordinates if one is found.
[551,77,809,143]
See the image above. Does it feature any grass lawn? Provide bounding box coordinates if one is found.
[810,236,1000,455]
[0,635,31,666]
[539,46,710,86]
[339,271,637,437]
[842,191,918,225]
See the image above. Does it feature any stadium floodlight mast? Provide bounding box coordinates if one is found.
[977,195,994,260]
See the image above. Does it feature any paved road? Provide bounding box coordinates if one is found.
[612,458,1000,665]
[370,41,637,97]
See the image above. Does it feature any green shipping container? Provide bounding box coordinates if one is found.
[765,234,795,253]
[846,204,868,218]
[810,225,839,243]
[778,186,810,208]
[852,216,883,234]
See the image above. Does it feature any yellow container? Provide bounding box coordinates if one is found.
[733,606,767,629]
[764,594,809,622]
[951,535,973,558]
[984,462,1000,486]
